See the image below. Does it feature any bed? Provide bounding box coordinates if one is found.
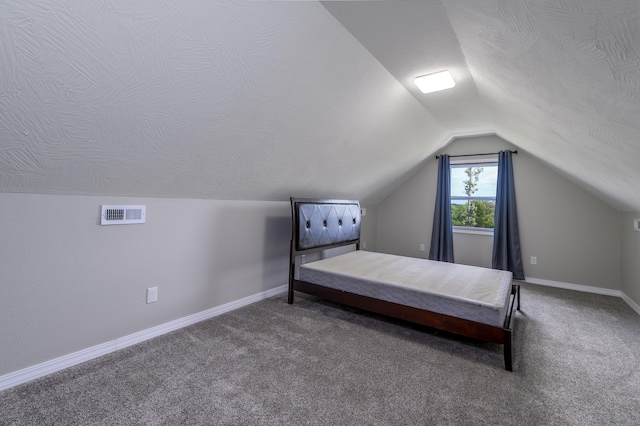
[287,197,521,371]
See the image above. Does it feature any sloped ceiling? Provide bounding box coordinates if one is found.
[1,1,639,210]
[324,0,640,211]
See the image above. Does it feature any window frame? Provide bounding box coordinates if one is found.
[450,158,498,236]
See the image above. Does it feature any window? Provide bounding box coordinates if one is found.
[450,160,498,233]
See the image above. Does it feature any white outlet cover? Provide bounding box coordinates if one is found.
[146,287,158,304]
[634,218,640,231]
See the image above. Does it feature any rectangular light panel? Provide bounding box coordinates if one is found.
[415,71,455,94]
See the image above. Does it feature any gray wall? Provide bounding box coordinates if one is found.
[621,212,640,305]
[376,135,622,290]
[0,193,292,376]
[0,193,381,378]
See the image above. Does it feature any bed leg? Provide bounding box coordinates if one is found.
[287,240,296,304]
[503,328,513,371]
[512,283,521,311]
[288,262,295,304]
[287,279,294,304]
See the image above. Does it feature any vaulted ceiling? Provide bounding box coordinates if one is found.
[1,1,639,210]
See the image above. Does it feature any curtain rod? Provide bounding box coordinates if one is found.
[435,149,517,159]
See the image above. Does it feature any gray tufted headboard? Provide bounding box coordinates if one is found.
[290,198,361,252]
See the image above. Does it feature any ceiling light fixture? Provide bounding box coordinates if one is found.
[414,71,455,94]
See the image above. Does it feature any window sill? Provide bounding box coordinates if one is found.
[453,227,494,236]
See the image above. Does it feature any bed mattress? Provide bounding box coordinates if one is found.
[299,250,513,327]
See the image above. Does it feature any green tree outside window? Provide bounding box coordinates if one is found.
[450,164,497,229]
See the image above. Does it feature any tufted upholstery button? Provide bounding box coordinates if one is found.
[338,219,342,226]
[352,218,356,224]
[323,220,327,227]
[306,220,310,229]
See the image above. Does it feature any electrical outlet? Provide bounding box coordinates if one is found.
[146,287,158,304]
[530,256,537,265]
[420,244,425,251]
[362,241,367,249]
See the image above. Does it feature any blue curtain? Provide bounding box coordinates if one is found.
[492,150,525,280]
[429,155,454,262]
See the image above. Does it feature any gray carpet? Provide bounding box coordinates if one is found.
[1,283,639,425]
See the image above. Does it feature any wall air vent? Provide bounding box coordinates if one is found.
[101,205,146,225]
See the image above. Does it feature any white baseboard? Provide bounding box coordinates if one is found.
[620,292,640,316]
[523,277,622,297]
[0,284,287,392]
[524,277,640,316]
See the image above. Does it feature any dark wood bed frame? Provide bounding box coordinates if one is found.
[287,197,521,371]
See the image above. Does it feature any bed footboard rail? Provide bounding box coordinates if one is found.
[502,283,521,371]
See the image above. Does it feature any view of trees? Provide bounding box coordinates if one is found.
[451,200,495,228]
[451,166,495,228]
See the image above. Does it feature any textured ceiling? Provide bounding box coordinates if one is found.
[1,0,639,210]
[324,0,640,210]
